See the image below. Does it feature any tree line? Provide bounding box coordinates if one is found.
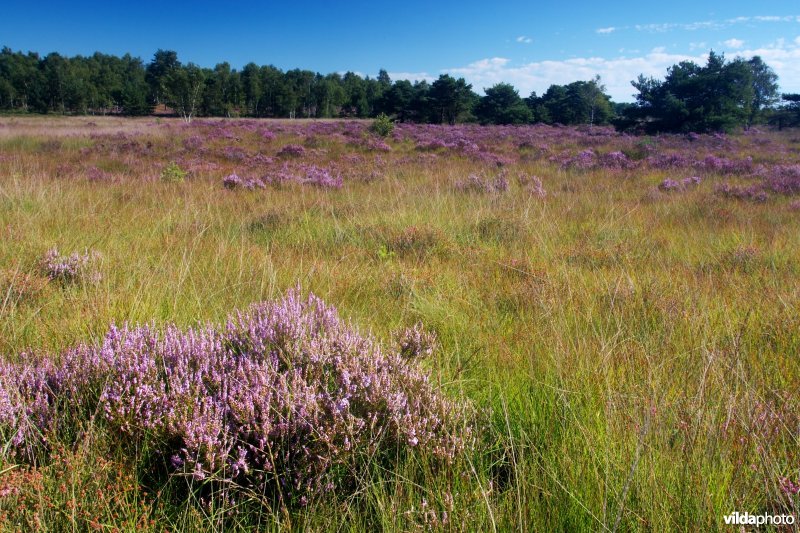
[0,46,797,132]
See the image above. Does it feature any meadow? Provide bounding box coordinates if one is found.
[0,115,799,531]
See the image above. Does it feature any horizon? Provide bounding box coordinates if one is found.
[1,1,799,102]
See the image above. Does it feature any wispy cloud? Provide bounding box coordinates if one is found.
[516,36,532,44]
[386,71,434,83]
[598,14,799,35]
[444,39,800,102]
[723,38,745,49]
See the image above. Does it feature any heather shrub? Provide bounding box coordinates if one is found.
[40,248,101,285]
[0,290,473,507]
[394,323,437,360]
[715,182,768,202]
[277,144,306,158]
[222,173,265,190]
[517,174,546,198]
[454,172,508,194]
[659,176,701,192]
[301,165,343,189]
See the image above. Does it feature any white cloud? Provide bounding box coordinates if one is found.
[689,41,708,50]
[628,14,797,34]
[752,15,793,22]
[443,37,800,102]
[596,27,616,34]
[516,36,532,44]
[724,38,745,49]
[387,71,434,83]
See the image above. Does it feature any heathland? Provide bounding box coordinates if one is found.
[0,116,799,530]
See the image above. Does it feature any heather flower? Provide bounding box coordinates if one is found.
[223,173,243,189]
[658,178,683,192]
[517,174,546,198]
[395,323,437,360]
[454,172,508,194]
[86,166,113,182]
[222,173,265,190]
[40,248,101,285]
[780,477,800,496]
[301,165,342,188]
[659,176,701,193]
[277,144,306,157]
[0,289,473,505]
[715,182,768,202]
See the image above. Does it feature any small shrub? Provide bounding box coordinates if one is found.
[160,161,188,183]
[277,144,306,158]
[0,289,473,507]
[40,248,101,285]
[301,165,343,189]
[222,173,265,190]
[454,173,508,194]
[394,323,438,360]
[517,174,546,198]
[370,113,394,138]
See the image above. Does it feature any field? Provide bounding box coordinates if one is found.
[1,115,799,531]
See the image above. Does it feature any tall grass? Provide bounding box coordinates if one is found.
[0,117,798,530]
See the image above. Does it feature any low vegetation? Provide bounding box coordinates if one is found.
[0,116,799,530]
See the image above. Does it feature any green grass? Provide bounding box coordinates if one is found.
[1,117,799,531]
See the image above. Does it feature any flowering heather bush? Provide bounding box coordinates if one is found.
[599,150,636,170]
[40,248,100,285]
[715,182,768,203]
[222,146,247,162]
[222,173,265,190]
[659,176,702,192]
[261,164,296,186]
[300,165,343,189]
[764,165,800,196]
[85,166,113,182]
[517,174,546,198]
[699,155,753,175]
[0,290,472,504]
[454,173,508,194]
[561,149,596,170]
[277,144,306,158]
[780,477,800,496]
[394,323,438,360]
[646,153,693,170]
[182,135,204,151]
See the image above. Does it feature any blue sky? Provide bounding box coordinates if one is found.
[2,1,799,101]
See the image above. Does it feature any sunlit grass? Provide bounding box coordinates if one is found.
[1,116,799,530]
